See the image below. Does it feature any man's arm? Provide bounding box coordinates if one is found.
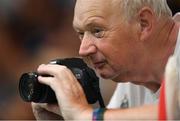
[32,103,157,120]
[104,105,158,120]
[75,104,158,120]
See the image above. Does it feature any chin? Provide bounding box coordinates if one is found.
[98,71,118,80]
[99,73,111,79]
[107,71,130,83]
[96,65,120,80]
[109,75,125,82]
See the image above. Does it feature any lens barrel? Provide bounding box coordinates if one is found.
[19,72,57,103]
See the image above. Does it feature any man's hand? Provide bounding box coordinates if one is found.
[31,103,63,120]
[36,64,92,120]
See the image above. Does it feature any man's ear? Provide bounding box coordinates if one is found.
[138,7,155,41]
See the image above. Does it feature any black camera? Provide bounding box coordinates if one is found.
[19,58,105,107]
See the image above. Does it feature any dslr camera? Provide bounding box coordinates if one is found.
[19,58,105,107]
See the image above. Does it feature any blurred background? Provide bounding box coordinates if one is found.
[0,0,116,119]
[167,0,180,15]
[0,0,179,119]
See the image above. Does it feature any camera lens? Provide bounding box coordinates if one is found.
[19,72,57,103]
[19,72,43,102]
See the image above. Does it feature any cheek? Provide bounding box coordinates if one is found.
[95,27,138,64]
[97,45,121,72]
[97,40,137,73]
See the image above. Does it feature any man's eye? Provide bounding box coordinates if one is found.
[78,32,84,40]
[92,28,104,38]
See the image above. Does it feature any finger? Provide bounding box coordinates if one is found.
[32,103,62,116]
[31,103,62,120]
[31,103,46,117]
[45,104,62,115]
[37,64,68,77]
[31,102,49,111]
[38,76,54,86]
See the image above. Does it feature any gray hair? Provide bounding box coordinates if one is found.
[119,0,172,20]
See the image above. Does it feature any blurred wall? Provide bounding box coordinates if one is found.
[0,0,116,119]
[0,0,78,119]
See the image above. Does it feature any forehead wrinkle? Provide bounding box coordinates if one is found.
[73,0,115,31]
[73,16,105,32]
[83,15,105,27]
[74,9,105,31]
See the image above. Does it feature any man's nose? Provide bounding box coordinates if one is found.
[79,35,96,57]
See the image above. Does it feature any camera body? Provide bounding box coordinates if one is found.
[19,58,101,104]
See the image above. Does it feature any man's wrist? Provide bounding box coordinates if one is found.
[92,108,107,121]
[75,106,93,120]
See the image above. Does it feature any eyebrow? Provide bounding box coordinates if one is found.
[73,16,106,31]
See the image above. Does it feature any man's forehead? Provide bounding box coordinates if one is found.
[75,0,113,14]
[74,0,114,22]
[73,0,122,30]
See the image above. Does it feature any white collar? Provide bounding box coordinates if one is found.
[174,27,180,55]
[173,12,180,22]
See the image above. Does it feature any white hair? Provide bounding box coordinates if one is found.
[119,0,172,20]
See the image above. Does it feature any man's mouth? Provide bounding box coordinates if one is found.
[93,61,106,69]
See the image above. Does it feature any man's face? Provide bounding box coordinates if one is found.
[73,0,143,82]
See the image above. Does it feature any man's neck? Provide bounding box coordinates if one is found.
[145,18,178,92]
[157,17,180,86]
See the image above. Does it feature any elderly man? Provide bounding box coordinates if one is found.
[32,0,180,120]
